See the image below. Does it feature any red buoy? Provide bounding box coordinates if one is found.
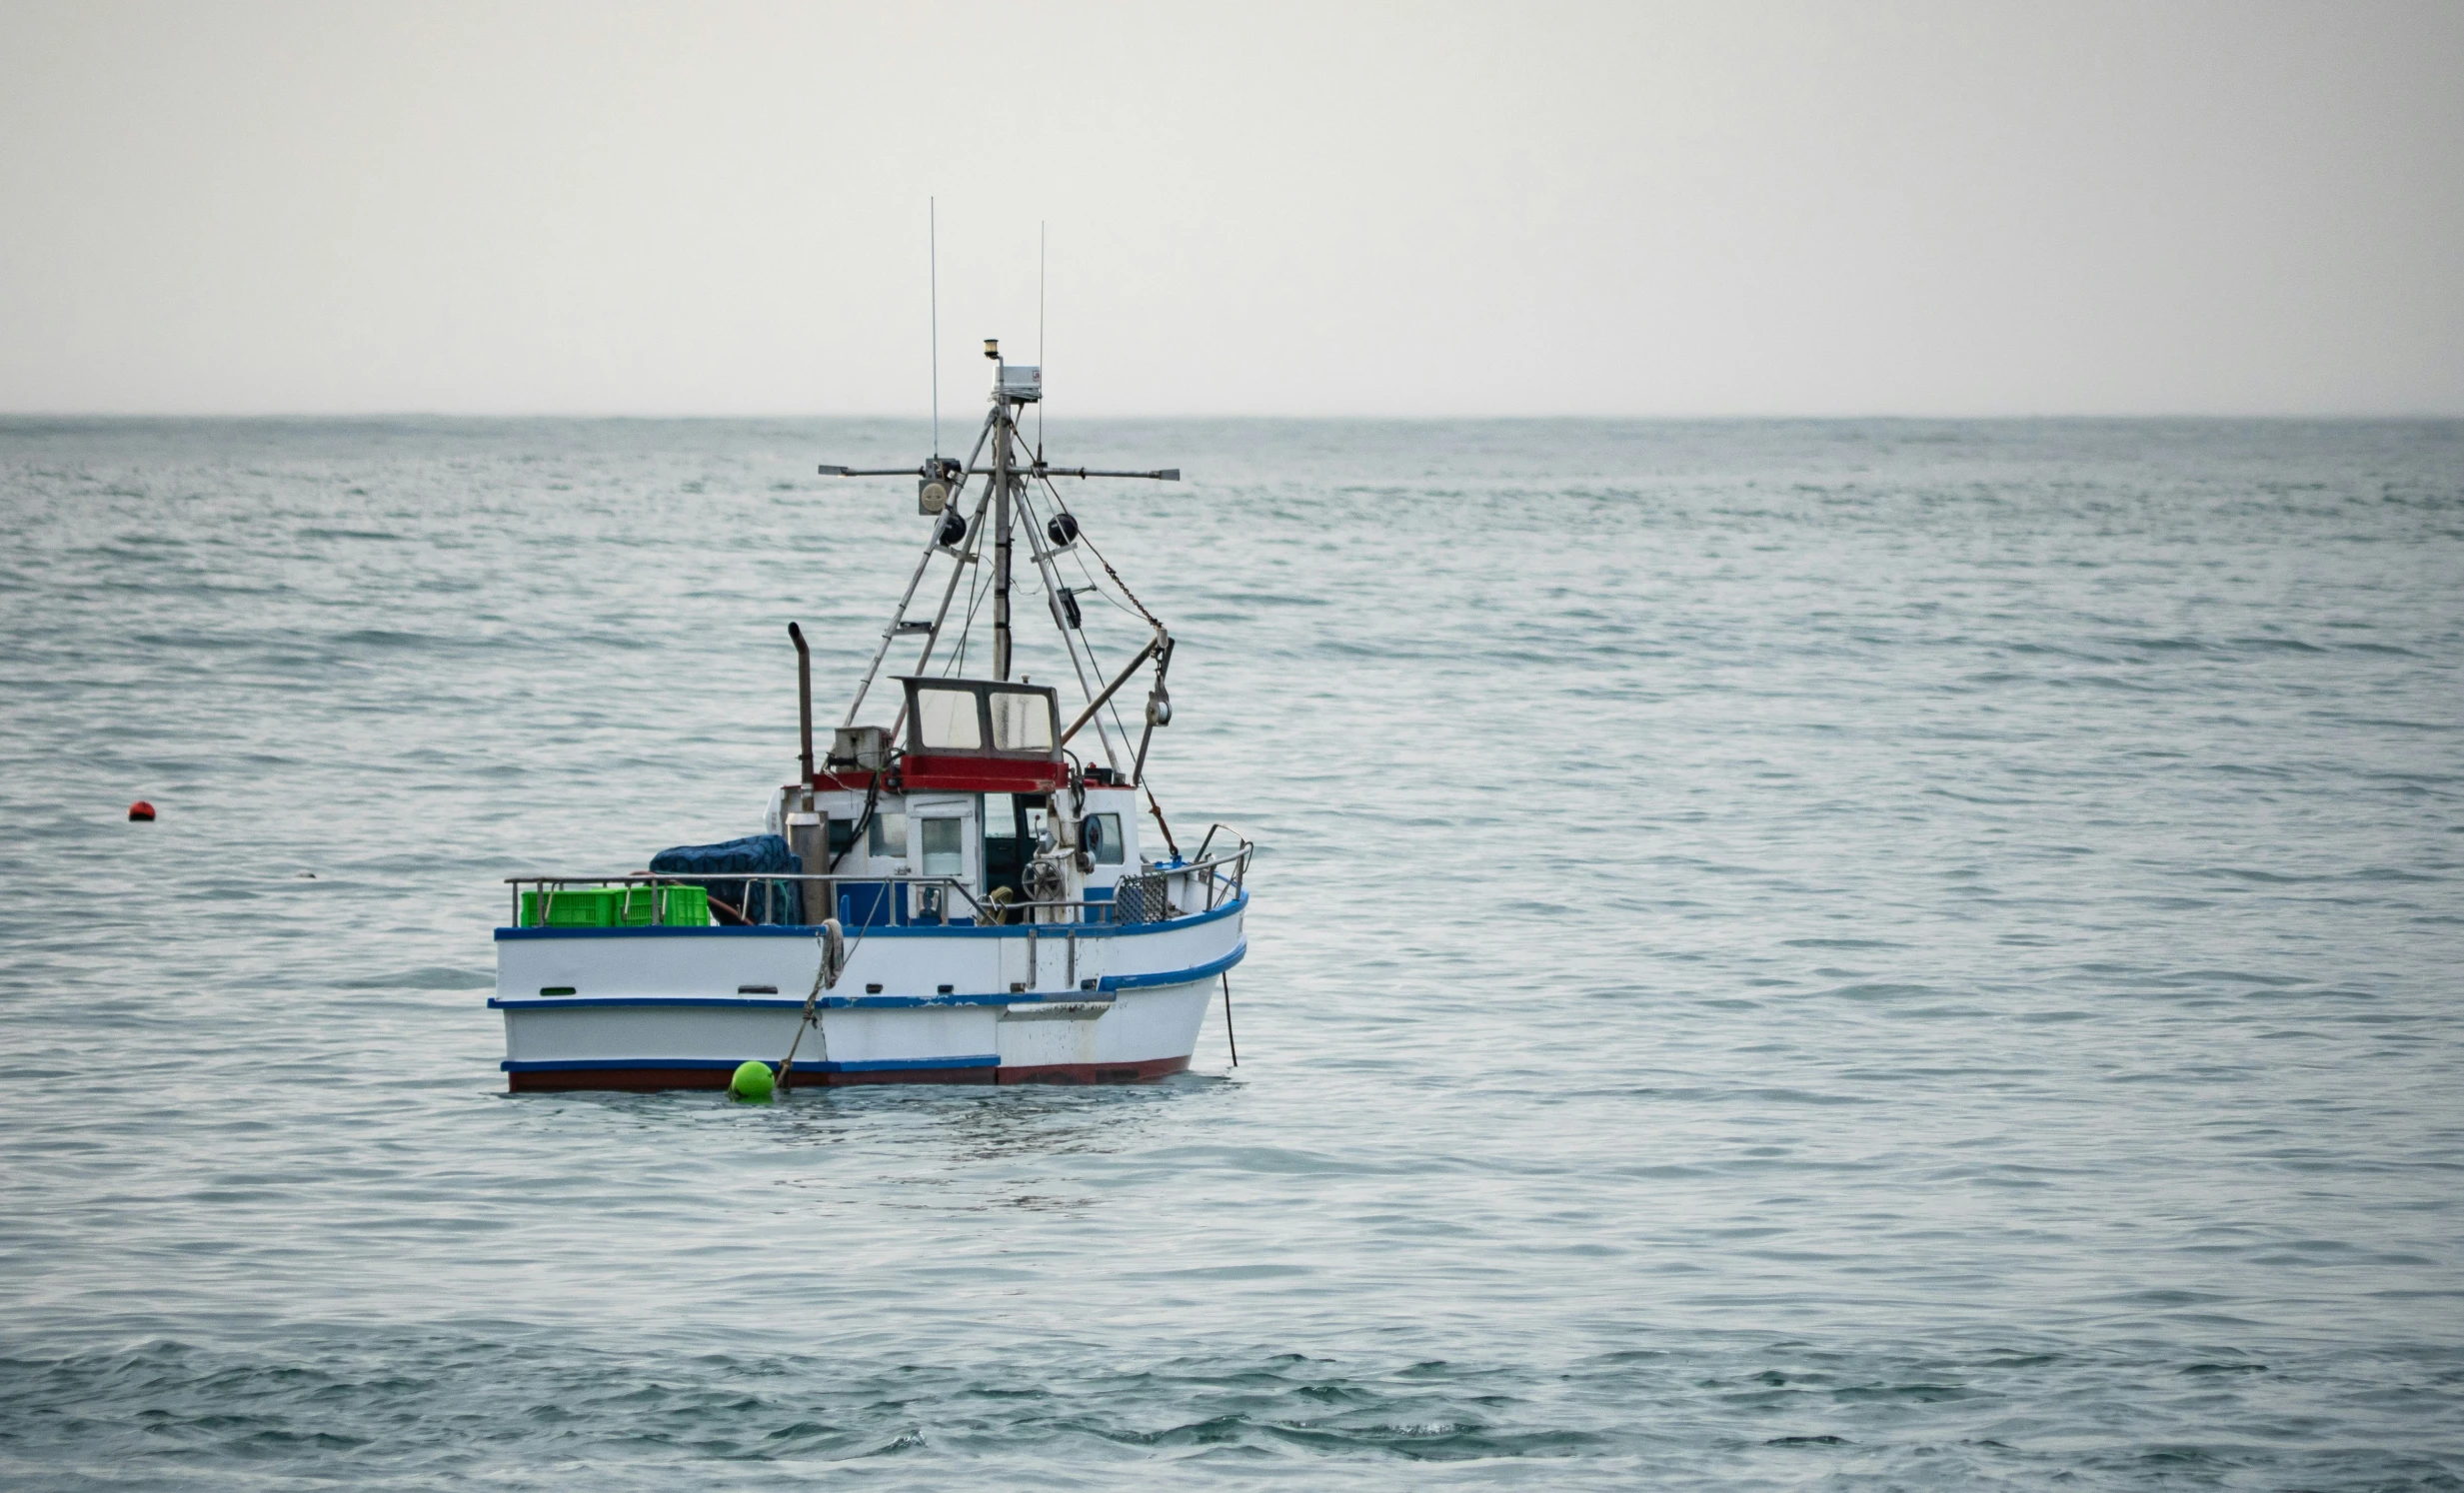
[128,800,156,821]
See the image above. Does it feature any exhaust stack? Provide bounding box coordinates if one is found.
[788,622,814,782]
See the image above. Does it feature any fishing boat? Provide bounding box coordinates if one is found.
[490,345,1251,1091]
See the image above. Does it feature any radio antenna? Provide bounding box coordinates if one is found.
[1037,221,1046,457]
[930,197,940,459]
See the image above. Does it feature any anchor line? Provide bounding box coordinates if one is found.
[1222,971,1238,1066]
[775,930,830,1091]
[778,918,860,1093]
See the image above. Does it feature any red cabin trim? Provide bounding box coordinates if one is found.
[897,753,1067,792]
[799,756,1064,795]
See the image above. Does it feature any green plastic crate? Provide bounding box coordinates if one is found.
[625,884,709,926]
[521,886,617,927]
[521,884,709,927]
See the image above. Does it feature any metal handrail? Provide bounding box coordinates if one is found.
[499,870,1255,928]
[507,827,1254,928]
[1176,824,1251,873]
[1155,824,1253,912]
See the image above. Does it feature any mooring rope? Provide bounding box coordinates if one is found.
[776,917,852,1093]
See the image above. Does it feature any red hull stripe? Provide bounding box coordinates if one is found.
[507,1054,1191,1092]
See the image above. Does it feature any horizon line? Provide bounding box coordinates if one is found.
[4,409,2461,424]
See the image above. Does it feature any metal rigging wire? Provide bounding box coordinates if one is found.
[947,544,991,678]
[1014,482,1122,766]
[1018,479,1178,846]
[1035,479,1152,750]
[1035,540,1140,758]
[1042,477,1166,632]
[1037,473,1159,634]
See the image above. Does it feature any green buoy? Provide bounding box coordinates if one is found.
[728,1060,776,1102]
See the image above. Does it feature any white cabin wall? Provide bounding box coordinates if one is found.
[1079,786,1142,893]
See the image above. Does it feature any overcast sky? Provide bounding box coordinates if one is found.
[3,1,2460,417]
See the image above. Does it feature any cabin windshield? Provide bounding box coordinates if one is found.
[898,677,1061,759]
[915,688,983,750]
[990,691,1053,752]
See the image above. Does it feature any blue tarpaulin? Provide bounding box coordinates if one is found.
[648,834,803,925]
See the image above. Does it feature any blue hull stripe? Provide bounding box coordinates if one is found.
[494,888,1244,941]
[491,992,1022,1011]
[490,941,1244,1011]
[1098,940,1245,991]
[501,1054,1002,1074]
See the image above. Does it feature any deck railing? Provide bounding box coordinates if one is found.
[1183,825,1255,911]
[503,833,1251,931]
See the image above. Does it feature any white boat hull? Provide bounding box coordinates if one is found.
[491,893,1244,1091]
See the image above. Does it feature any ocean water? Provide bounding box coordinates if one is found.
[2,416,2460,1489]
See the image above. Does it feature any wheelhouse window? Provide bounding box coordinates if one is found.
[989,690,1055,753]
[914,688,983,750]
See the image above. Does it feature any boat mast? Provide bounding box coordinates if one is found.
[817,338,1181,751]
[990,339,1014,682]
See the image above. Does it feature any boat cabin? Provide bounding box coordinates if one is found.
[779,676,1146,926]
